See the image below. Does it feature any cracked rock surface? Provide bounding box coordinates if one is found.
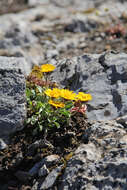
[50,51,127,121]
[0,57,26,141]
[59,119,127,190]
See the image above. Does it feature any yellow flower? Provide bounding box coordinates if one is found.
[41,64,55,72]
[60,89,77,100]
[49,99,65,108]
[76,92,92,101]
[44,88,61,98]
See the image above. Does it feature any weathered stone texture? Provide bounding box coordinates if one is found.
[59,120,127,190]
[50,51,127,121]
[0,57,26,139]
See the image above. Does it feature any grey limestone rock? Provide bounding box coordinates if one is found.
[50,51,127,121]
[29,159,45,177]
[29,154,60,177]
[0,0,126,76]
[32,181,39,190]
[59,120,127,190]
[39,165,63,190]
[28,0,49,6]
[116,114,127,128]
[44,154,60,167]
[0,56,26,140]
[0,138,7,150]
[38,164,49,177]
[27,139,54,157]
[64,19,98,33]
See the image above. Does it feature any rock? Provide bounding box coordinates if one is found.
[116,115,127,128]
[0,0,126,76]
[38,164,49,177]
[50,51,127,121]
[11,152,23,167]
[0,138,7,150]
[29,154,60,177]
[51,0,73,7]
[0,57,26,141]
[29,159,45,177]
[59,120,127,190]
[84,120,126,149]
[64,19,98,33]
[39,165,63,190]
[0,15,40,75]
[44,154,60,167]
[27,139,54,157]
[28,0,49,6]
[0,0,111,76]
[0,0,126,77]
[52,0,95,9]
[0,0,28,15]
[45,49,59,59]
[32,181,39,190]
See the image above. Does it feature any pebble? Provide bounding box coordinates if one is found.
[39,165,63,190]
[0,139,7,150]
[38,164,49,177]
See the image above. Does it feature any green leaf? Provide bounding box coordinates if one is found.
[31,115,37,125]
[60,109,70,117]
[39,125,43,131]
[26,118,31,124]
[38,107,44,113]
[54,121,60,128]
[52,116,57,121]
[31,89,36,96]
[36,85,43,93]
[47,118,51,123]
[26,88,31,98]
[36,101,44,109]
[65,102,73,109]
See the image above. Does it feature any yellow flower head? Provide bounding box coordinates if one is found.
[49,99,65,108]
[60,89,77,100]
[41,64,55,72]
[76,92,92,101]
[44,88,61,98]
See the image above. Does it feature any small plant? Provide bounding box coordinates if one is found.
[26,64,92,136]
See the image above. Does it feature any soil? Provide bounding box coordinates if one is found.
[0,112,89,190]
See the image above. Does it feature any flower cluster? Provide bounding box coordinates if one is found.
[44,87,92,111]
[26,63,92,134]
